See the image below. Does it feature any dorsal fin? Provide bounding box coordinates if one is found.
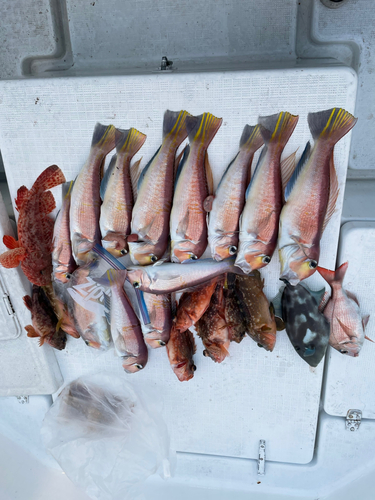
[284,142,311,201]
[205,152,214,195]
[245,146,267,199]
[100,154,117,200]
[322,150,339,232]
[174,144,190,188]
[137,146,161,193]
[280,150,297,199]
[130,158,143,201]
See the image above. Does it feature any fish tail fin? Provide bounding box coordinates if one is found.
[116,127,147,158]
[91,122,116,155]
[62,180,74,200]
[33,165,66,192]
[239,124,264,153]
[163,110,191,146]
[187,112,223,149]
[308,108,357,145]
[15,186,29,211]
[258,112,298,149]
[317,261,348,285]
[0,247,27,268]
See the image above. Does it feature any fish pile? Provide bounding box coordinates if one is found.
[0,106,372,381]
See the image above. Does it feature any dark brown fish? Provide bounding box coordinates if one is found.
[223,273,247,343]
[235,271,277,351]
[166,324,196,382]
[196,281,230,363]
[23,285,66,350]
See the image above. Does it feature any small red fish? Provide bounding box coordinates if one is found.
[0,165,66,286]
[23,285,66,350]
[196,280,230,363]
[174,278,218,333]
[166,324,196,382]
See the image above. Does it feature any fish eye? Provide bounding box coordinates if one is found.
[294,345,300,351]
[309,260,317,269]
[262,255,271,264]
[66,273,72,280]
[150,254,158,263]
[228,246,237,255]
[158,340,166,347]
[203,350,208,357]
[120,249,127,255]
[257,343,264,348]
[133,281,140,289]
[84,340,90,346]
[135,363,143,370]
[192,364,197,371]
[340,349,348,354]
[191,254,198,260]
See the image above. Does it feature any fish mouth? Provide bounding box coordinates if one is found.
[279,268,300,286]
[234,257,253,274]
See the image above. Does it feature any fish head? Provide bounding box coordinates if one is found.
[127,267,152,291]
[144,328,169,348]
[254,325,277,351]
[102,239,128,258]
[128,241,162,265]
[122,355,148,373]
[172,359,196,382]
[202,341,230,363]
[211,234,239,261]
[235,240,273,274]
[333,339,361,357]
[171,248,199,263]
[279,243,319,286]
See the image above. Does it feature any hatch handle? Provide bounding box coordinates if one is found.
[346,409,362,431]
[258,440,266,475]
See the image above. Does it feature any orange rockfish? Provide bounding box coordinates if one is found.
[207,124,263,261]
[103,269,148,372]
[129,110,191,265]
[174,278,218,333]
[100,128,146,257]
[142,292,172,348]
[170,112,222,262]
[235,112,298,274]
[70,123,116,265]
[166,324,196,382]
[0,165,66,286]
[318,262,371,357]
[196,280,230,363]
[23,285,67,350]
[279,108,357,285]
[52,181,77,284]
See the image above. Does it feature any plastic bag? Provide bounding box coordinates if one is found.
[41,372,176,500]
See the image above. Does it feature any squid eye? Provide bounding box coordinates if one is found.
[262,255,271,264]
[191,254,198,260]
[340,349,348,354]
[228,246,237,255]
[150,254,158,263]
[135,364,143,370]
[309,260,317,269]
[133,281,140,289]
[120,249,127,255]
[158,340,166,347]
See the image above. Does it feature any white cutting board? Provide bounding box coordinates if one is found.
[324,221,375,419]
[0,66,357,464]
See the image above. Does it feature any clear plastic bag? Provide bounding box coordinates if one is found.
[41,372,176,500]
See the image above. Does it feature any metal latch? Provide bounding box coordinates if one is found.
[158,56,174,71]
[258,440,266,475]
[346,410,362,431]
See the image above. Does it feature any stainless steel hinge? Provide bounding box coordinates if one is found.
[258,440,266,475]
[346,409,362,431]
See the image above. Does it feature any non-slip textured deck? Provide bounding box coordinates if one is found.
[0,67,356,463]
